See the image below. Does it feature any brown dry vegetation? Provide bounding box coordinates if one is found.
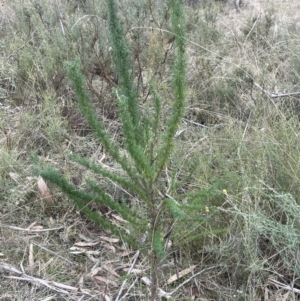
[1,0,300,300]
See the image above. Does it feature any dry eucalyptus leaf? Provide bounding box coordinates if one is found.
[69,246,85,254]
[37,176,53,202]
[27,221,37,229]
[74,241,100,247]
[103,265,120,278]
[31,225,44,230]
[78,234,93,242]
[167,265,197,285]
[104,244,116,253]
[118,250,134,257]
[69,251,83,255]
[84,250,101,255]
[122,268,145,275]
[141,276,151,286]
[78,275,84,290]
[28,243,34,269]
[111,214,128,223]
[90,267,102,277]
[93,276,118,287]
[69,246,101,256]
[100,236,119,243]
[98,153,106,163]
[102,260,117,265]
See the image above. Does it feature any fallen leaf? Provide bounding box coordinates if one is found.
[141,276,151,286]
[165,240,172,250]
[74,241,100,247]
[167,265,197,285]
[98,153,106,163]
[69,246,86,254]
[93,276,108,284]
[100,236,119,243]
[28,243,34,269]
[93,276,118,287]
[37,176,53,202]
[78,234,93,242]
[111,214,128,223]
[104,244,116,253]
[102,260,117,264]
[69,247,101,256]
[31,225,44,230]
[104,295,111,301]
[44,258,54,268]
[27,221,37,229]
[103,265,120,278]
[78,275,84,290]
[122,268,145,275]
[90,267,102,277]
[85,250,101,255]
[118,250,134,257]
[87,254,98,262]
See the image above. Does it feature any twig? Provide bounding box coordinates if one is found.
[269,278,300,294]
[269,91,300,99]
[3,276,70,294]
[40,297,57,301]
[32,243,77,266]
[237,116,250,179]
[245,14,261,42]
[115,250,140,301]
[54,0,65,36]
[253,82,300,99]
[118,277,139,301]
[0,224,64,232]
[0,262,94,297]
[182,118,209,128]
[71,15,97,30]
[59,18,65,36]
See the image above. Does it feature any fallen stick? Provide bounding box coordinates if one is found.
[0,224,64,232]
[269,278,300,294]
[253,82,300,99]
[0,262,94,297]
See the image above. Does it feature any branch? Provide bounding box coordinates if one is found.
[0,262,94,297]
[254,82,300,99]
[0,224,64,232]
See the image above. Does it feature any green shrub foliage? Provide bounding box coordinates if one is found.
[33,0,211,299]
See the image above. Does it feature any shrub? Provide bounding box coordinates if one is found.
[33,0,218,299]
